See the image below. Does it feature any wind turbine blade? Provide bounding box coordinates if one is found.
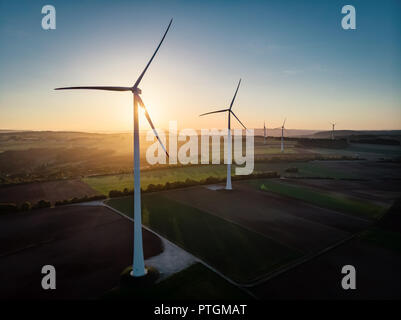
[54,86,132,91]
[199,109,228,117]
[136,95,169,157]
[230,110,247,130]
[133,19,173,89]
[282,118,287,127]
[229,79,241,110]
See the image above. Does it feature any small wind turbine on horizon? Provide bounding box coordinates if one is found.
[264,121,267,144]
[54,19,173,278]
[199,79,247,190]
[280,118,286,152]
[330,122,336,140]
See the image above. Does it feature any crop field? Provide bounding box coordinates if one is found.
[0,205,163,299]
[106,193,301,284]
[250,179,387,220]
[253,139,298,155]
[164,182,372,250]
[105,176,376,284]
[255,147,297,155]
[251,222,401,299]
[258,159,401,180]
[0,179,99,205]
[272,178,401,206]
[257,161,359,179]
[84,162,278,195]
[310,143,401,160]
[85,160,365,195]
[85,165,229,195]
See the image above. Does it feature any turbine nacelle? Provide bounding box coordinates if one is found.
[133,87,142,94]
[199,79,247,130]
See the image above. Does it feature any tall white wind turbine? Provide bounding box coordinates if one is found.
[330,122,336,140]
[54,19,172,277]
[200,79,247,190]
[281,118,286,152]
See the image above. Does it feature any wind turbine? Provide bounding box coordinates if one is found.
[199,79,247,190]
[280,118,286,152]
[330,122,336,140]
[263,121,267,144]
[54,19,172,278]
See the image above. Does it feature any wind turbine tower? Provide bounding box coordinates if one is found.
[281,118,286,152]
[200,79,247,190]
[264,121,267,144]
[330,122,336,140]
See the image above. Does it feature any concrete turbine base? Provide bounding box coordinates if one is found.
[120,265,160,288]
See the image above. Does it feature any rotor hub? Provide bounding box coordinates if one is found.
[133,87,142,94]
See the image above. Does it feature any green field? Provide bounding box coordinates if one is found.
[347,143,401,156]
[84,160,354,195]
[312,143,401,161]
[251,179,386,219]
[84,163,278,195]
[257,161,358,179]
[103,263,251,300]
[106,194,301,283]
[255,147,297,155]
[84,165,228,194]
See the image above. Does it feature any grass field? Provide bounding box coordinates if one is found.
[106,194,301,283]
[84,165,229,195]
[312,143,401,160]
[103,263,251,300]
[252,179,386,219]
[256,161,359,179]
[254,146,297,155]
[347,143,401,155]
[84,163,277,195]
[84,160,354,195]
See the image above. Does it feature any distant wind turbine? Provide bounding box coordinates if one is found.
[199,79,247,190]
[54,19,173,278]
[330,122,336,140]
[264,121,267,144]
[281,118,286,152]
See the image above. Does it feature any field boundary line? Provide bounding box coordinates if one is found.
[242,228,368,288]
[165,190,304,253]
[243,181,373,224]
[76,183,371,292]
[166,183,362,255]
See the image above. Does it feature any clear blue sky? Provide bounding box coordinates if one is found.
[0,0,400,131]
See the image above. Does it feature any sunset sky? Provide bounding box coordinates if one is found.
[0,0,400,132]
